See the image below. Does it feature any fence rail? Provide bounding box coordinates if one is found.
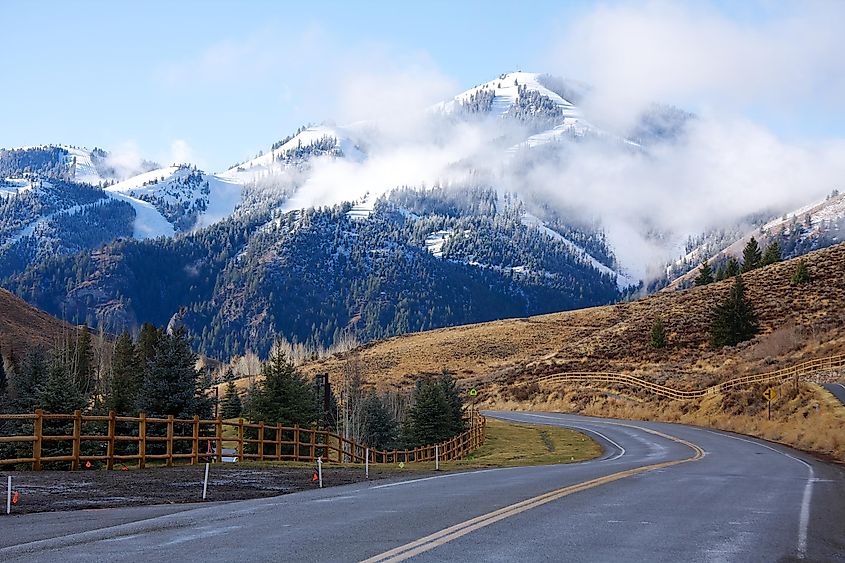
[0,409,486,470]
[534,354,845,400]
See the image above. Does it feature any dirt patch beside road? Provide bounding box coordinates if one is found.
[0,464,419,515]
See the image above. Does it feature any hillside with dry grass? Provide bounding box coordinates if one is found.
[306,242,845,389]
[0,287,73,358]
[303,243,845,461]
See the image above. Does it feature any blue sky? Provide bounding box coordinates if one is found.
[2,0,843,171]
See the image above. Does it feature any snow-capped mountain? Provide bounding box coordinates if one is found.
[3,69,836,359]
[0,144,158,186]
[666,190,845,289]
[220,124,367,184]
[106,165,243,233]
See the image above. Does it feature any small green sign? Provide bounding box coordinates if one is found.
[468,388,478,397]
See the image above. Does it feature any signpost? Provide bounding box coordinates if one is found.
[762,387,778,420]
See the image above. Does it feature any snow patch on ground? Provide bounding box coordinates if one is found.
[522,213,636,289]
[425,230,452,258]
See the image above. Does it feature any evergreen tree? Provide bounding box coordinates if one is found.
[722,257,740,279]
[694,260,714,286]
[246,349,318,426]
[761,241,782,266]
[221,381,243,419]
[136,329,204,417]
[407,376,458,446]
[741,237,763,272]
[650,318,667,348]
[791,259,811,285]
[137,323,161,367]
[37,361,85,413]
[710,275,759,347]
[106,332,141,415]
[362,393,398,450]
[437,371,465,436]
[10,347,48,411]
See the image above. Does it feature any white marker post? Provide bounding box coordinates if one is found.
[317,457,323,488]
[435,445,440,471]
[365,448,370,479]
[6,476,10,515]
[202,462,210,500]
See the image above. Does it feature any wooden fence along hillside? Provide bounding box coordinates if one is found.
[0,409,486,471]
[533,354,845,401]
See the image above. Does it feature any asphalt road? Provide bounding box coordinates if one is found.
[823,383,845,406]
[1,412,843,562]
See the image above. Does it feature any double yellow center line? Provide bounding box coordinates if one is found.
[363,426,705,563]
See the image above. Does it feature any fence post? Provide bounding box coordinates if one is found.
[275,423,282,461]
[258,422,265,462]
[309,429,316,461]
[166,415,174,467]
[294,425,300,461]
[192,415,200,465]
[139,412,147,469]
[71,410,81,470]
[33,409,43,471]
[215,416,223,463]
[107,410,116,470]
[237,418,244,463]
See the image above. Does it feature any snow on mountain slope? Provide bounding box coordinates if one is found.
[106,165,242,232]
[435,71,580,118]
[0,178,35,198]
[220,125,366,183]
[522,213,636,289]
[667,191,845,289]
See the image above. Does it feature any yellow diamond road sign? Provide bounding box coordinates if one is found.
[762,387,778,402]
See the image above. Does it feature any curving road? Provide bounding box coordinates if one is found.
[824,383,845,406]
[0,412,843,562]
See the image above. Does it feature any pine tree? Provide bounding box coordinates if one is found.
[10,347,48,411]
[221,381,242,418]
[407,376,456,446]
[741,237,763,272]
[37,361,85,413]
[723,257,740,279]
[106,332,141,415]
[437,371,465,435]
[791,259,811,285]
[137,323,161,367]
[136,329,203,417]
[650,318,667,348]
[694,261,714,286]
[761,241,782,266]
[710,275,759,347]
[362,393,398,450]
[246,349,318,426]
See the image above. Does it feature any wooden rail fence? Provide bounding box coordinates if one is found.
[0,409,486,471]
[532,354,845,401]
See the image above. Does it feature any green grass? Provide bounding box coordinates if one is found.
[216,418,602,472]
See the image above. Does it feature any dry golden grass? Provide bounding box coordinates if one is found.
[0,287,75,358]
[303,243,845,393]
[479,382,845,462]
[292,244,845,460]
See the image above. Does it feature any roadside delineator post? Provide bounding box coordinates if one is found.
[365,448,370,479]
[202,462,210,500]
[5,476,10,515]
[435,445,440,471]
[317,457,323,488]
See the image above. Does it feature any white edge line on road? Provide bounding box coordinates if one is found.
[702,429,813,559]
[369,467,509,490]
[497,413,627,461]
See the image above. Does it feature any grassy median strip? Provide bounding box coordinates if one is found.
[444,418,601,468]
